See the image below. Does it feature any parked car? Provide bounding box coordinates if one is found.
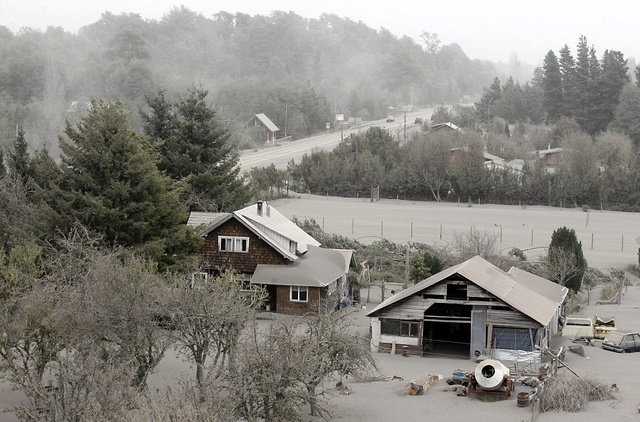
[601,331,640,353]
[414,117,424,124]
[386,115,395,122]
[561,314,617,340]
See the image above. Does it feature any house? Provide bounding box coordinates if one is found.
[244,113,280,144]
[367,256,562,362]
[430,122,462,133]
[535,147,562,173]
[187,201,354,315]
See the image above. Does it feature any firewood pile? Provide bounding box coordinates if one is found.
[538,376,616,412]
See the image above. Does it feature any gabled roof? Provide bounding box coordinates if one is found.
[250,245,345,288]
[187,211,229,228]
[189,202,320,261]
[431,122,462,132]
[508,267,568,305]
[367,255,558,326]
[245,113,279,133]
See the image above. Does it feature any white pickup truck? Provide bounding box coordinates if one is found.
[561,314,616,340]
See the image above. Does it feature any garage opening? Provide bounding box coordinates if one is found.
[423,303,471,357]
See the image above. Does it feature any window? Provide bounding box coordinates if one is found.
[400,321,419,337]
[219,236,249,252]
[190,271,208,288]
[290,286,308,302]
[381,319,419,337]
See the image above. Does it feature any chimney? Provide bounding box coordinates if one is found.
[256,200,263,216]
[266,201,270,217]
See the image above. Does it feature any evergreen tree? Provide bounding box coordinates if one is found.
[558,44,576,118]
[573,36,591,129]
[523,68,545,125]
[610,84,640,149]
[475,77,502,123]
[594,50,629,133]
[547,226,587,293]
[51,99,200,272]
[142,87,251,212]
[542,50,564,123]
[8,128,31,182]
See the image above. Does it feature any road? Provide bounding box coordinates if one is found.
[238,108,433,172]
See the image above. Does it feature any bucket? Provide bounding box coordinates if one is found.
[517,392,530,407]
[265,304,271,311]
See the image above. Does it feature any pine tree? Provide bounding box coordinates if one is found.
[8,128,31,182]
[558,44,576,118]
[594,50,629,133]
[142,86,251,212]
[542,50,564,124]
[573,36,591,129]
[52,99,200,272]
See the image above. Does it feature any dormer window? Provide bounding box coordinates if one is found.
[219,236,249,253]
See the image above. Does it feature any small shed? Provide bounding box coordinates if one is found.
[245,113,280,144]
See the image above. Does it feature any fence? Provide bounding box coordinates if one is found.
[290,203,639,271]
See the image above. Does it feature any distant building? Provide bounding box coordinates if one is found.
[244,113,280,144]
[430,122,462,133]
[535,147,562,173]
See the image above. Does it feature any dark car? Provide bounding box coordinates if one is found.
[601,331,640,353]
[414,117,424,124]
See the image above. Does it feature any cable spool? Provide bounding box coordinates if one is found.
[474,359,510,391]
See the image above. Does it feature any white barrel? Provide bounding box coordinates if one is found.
[474,359,510,390]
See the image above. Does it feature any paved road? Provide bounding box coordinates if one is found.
[238,109,433,171]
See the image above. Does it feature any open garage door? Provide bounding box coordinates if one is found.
[423,303,472,357]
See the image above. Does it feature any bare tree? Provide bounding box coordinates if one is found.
[228,311,377,421]
[77,253,174,389]
[452,228,499,262]
[170,271,266,399]
[542,247,583,289]
[407,133,451,202]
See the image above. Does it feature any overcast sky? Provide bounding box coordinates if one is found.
[3,0,639,65]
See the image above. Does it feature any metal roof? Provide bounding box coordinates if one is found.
[253,113,279,133]
[187,211,229,228]
[508,267,568,306]
[191,202,320,261]
[250,245,345,287]
[367,255,558,326]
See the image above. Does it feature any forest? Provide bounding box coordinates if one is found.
[0,6,498,156]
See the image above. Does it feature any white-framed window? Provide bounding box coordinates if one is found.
[290,286,308,302]
[219,236,249,253]
[190,271,209,288]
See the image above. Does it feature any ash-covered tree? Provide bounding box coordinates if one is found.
[48,99,201,272]
[407,132,451,202]
[559,131,599,207]
[558,44,576,118]
[546,226,587,292]
[542,50,564,124]
[610,84,640,150]
[449,134,486,202]
[169,270,266,401]
[7,128,30,182]
[141,86,251,212]
[475,77,502,124]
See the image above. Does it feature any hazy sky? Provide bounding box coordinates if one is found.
[3,0,639,65]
